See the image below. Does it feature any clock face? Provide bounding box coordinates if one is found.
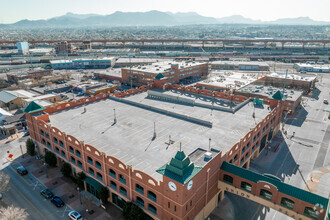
[168,181,177,191]
[187,180,193,190]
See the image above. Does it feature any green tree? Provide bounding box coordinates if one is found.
[99,186,110,204]
[76,172,86,190]
[25,138,35,156]
[45,151,57,167]
[123,202,148,220]
[60,162,72,178]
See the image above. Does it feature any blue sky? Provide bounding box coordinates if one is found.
[0,0,329,24]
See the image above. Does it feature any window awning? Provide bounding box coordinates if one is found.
[84,177,104,191]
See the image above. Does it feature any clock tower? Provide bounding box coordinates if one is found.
[157,150,203,220]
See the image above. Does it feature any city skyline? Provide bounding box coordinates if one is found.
[1,0,330,24]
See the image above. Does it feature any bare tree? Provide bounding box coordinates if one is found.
[0,205,29,220]
[0,172,10,193]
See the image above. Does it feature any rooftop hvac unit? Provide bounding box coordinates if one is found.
[204,152,212,160]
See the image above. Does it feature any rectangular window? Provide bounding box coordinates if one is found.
[69,147,74,154]
[59,141,64,148]
[45,133,50,139]
[61,151,66,158]
[246,143,250,150]
[242,147,245,154]
[234,155,238,162]
[55,147,60,154]
[76,150,81,158]
[240,158,244,165]
[71,157,76,164]
[89,168,94,176]
[40,130,44,136]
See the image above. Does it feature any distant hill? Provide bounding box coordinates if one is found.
[2,11,330,28]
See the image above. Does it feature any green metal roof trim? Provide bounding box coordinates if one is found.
[220,162,329,209]
[83,176,104,191]
[272,90,285,101]
[23,101,46,114]
[156,150,203,185]
[155,73,165,80]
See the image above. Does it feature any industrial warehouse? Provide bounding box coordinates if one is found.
[24,80,329,220]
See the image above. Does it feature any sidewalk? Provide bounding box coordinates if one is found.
[14,155,116,220]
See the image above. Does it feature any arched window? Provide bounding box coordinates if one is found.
[260,189,272,200]
[110,181,117,190]
[223,174,233,185]
[87,156,93,165]
[240,181,252,192]
[54,137,58,144]
[89,167,94,176]
[97,172,103,181]
[69,146,74,154]
[280,197,295,210]
[119,174,126,184]
[95,161,101,170]
[109,169,116,178]
[40,130,44,136]
[59,140,64,148]
[147,191,157,202]
[120,187,127,196]
[136,184,144,195]
[303,207,319,219]
[76,150,81,158]
[136,196,144,207]
[71,156,76,164]
[148,204,157,215]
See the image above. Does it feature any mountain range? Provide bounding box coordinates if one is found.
[1,11,329,28]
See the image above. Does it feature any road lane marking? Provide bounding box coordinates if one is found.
[9,164,33,186]
[10,182,47,220]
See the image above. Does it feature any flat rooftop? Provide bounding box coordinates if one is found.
[50,90,271,181]
[122,61,206,74]
[238,84,303,101]
[211,61,270,67]
[195,71,266,89]
[268,72,316,81]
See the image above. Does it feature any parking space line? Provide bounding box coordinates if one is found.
[10,182,48,220]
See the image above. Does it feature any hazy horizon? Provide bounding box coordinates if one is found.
[1,0,330,24]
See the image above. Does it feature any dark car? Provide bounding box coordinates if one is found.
[16,166,28,176]
[23,131,29,137]
[40,189,54,199]
[50,196,64,208]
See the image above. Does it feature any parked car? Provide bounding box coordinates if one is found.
[16,166,28,176]
[324,99,328,104]
[23,131,29,137]
[50,196,64,207]
[68,210,82,220]
[40,189,54,199]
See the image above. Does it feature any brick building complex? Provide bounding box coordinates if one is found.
[121,61,209,86]
[24,86,328,220]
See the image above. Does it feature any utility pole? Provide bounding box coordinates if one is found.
[129,56,132,89]
[20,145,24,158]
[153,122,156,139]
[282,69,288,96]
[113,108,117,124]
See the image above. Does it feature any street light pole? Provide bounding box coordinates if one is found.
[77,187,82,205]
[20,145,24,158]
